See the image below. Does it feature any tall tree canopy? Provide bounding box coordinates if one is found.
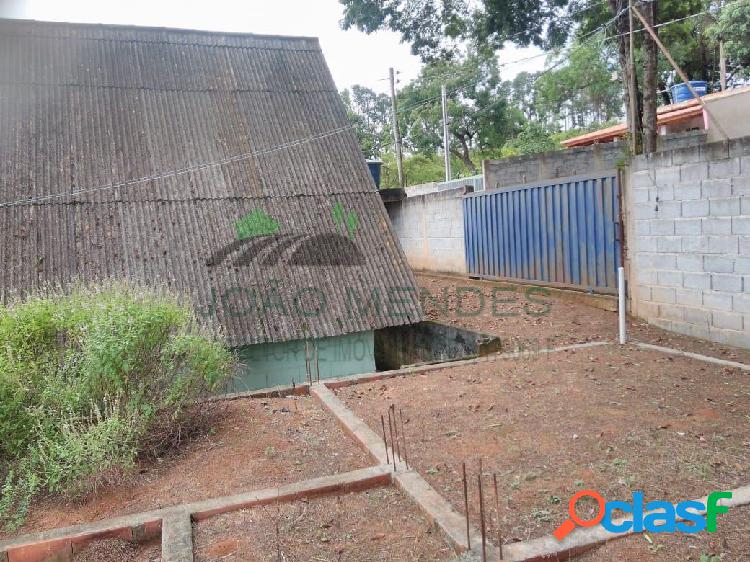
[533,36,624,128]
[397,51,520,172]
[708,0,750,78]
[340,0,571,60]
[340,85,392,158]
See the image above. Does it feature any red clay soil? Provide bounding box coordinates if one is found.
[576,505,750,561]
[337,344,750,544]
[72,538,160,562]
[416,273,750,364]
[193,487,455,562]
[5,396,371,539]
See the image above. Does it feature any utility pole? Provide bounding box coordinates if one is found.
[628,0,639,154]
[719,40,727,91]
[441,84,452,182]
[389,67,405,188]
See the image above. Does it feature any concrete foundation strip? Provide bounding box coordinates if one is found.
[502,485,750,562]
[310,384,404,468]
[0,466,391,562]
[161,511,193,562]
[215,341,614,403]
[310,383,499,559]
[633,341,750,371]
[5,339,746,561]
[312,349,750,562]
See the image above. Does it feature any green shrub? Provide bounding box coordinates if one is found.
[0,284,233,530]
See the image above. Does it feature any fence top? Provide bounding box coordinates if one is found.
[462,170,618,199]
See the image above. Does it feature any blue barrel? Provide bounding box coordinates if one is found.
[366,159,383,188]
[670,81,708,103]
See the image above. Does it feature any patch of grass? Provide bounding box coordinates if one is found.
[686,462,713,481]
[0,283,233,530]
[530,507,553,523]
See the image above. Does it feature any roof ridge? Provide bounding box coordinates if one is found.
[0,18,321,46]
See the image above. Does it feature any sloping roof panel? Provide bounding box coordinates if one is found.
[0,18,423,345]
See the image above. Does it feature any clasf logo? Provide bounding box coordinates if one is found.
[553,490,732,541]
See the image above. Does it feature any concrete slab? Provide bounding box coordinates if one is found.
[161,511,193,562]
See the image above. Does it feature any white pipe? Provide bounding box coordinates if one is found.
[618,266,627,344]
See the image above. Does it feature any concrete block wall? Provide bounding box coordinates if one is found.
[483,143,625,190]
[385,187,466,274]
[483,131,706,191]
[628,136,750,349]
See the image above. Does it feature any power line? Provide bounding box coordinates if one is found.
[399,5,711,117]
[0,124,354,208]
[0,7,716,209]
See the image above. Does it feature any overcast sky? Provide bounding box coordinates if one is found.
[0,0,546,93]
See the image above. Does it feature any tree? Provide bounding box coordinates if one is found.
[503,122,560,155]
[339,0,570,61]
[340,85,392,158]
[642,0,660,154]
[533,36,624,129]
[397,51,520,172]
[708,0,750,79]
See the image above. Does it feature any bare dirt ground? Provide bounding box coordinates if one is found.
[337,344,750,545]
[6,396,371,538]
[416,273,750,364]
[192,487,455,562]
[577,505,750,561]
[72,538,160,562]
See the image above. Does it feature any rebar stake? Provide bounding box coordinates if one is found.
[478,471,487,562]
[390,404,401,462]
[399,408,409,469]
[387,408,397,469]
[462,462,471,550]
[380,414,390,464]
[493,473,503,559]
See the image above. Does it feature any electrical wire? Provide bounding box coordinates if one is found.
[0,6,717,208]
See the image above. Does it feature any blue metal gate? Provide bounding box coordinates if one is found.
[463,172,622,293]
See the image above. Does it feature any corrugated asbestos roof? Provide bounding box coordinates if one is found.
[0,19,423,347]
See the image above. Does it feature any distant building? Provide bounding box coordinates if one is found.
[0,19,423,391]
[562,86,750,148]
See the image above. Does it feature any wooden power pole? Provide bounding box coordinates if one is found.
[441,84,452,182]
[389,67,405,188]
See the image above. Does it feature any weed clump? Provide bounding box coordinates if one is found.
[0,284,233,530]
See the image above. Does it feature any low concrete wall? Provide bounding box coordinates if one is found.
[627,136,750,349]
[483,143,627,190]
[483,132,707,191]
[385,187,466,274]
